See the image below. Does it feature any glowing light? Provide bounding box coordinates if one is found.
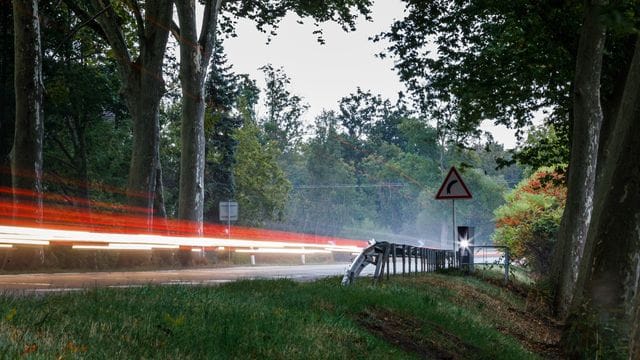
[460,240,470,248]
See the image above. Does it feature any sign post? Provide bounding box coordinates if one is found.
[435,167,472,265]
[219,201,239,263]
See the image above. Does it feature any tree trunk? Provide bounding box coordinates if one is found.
[0,0,14,190]
[563,36,640,358]
[123,68,164,228]
[176,21,206,234]
[75,0,172,230]
[550,0,606,319]
[12,0,43,218]
[175,0,222,235]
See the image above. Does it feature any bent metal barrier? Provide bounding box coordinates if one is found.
[341,241,456,285]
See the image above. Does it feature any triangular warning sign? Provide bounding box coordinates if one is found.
[435,167,472,199]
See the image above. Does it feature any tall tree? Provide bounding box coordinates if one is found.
[173,0,223,235]
[260,64,308,153]
[550,0,606,319]
[563,18,640,359]
[63,0,173,228]
[203,46,244,223]
[12,0,44,216]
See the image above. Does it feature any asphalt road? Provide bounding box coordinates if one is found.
[0,263,374,295]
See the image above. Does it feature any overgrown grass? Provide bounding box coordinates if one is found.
[0,274,555,359]
[474,264,534,285]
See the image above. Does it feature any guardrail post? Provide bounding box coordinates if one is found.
[402,245,406,276]
[386,246,390,280]
[504,248,510,284]
[392,243,396,275]
[424,249,427,272]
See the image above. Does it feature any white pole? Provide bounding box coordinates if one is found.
[452,199,456,264]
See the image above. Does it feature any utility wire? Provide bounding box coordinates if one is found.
[292,183,404,189]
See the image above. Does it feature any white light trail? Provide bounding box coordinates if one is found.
[0,225,364,254]
[235,248,332,255]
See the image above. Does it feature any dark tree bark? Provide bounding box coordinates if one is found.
[563,35,640,358]
[551,0,606,319]
[0,1,14,190]
[64,0,172,229]
[174,0,222,235]
[11,0,44,217]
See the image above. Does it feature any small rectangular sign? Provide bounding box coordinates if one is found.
[219,201,238,221]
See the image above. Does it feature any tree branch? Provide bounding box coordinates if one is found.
[49,135,76,169]
[141,0,173,69]
[123,0,145,42]
[85,0,132,68]
[199,0,223,73]
[61,0,109,42]
[171,20,181,40]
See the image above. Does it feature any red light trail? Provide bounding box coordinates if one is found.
[0,187,366,255]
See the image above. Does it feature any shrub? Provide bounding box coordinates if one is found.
[492,167,566,279]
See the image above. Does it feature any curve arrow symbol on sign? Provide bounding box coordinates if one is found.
[446,180,458,194]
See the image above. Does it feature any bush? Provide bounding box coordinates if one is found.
[492,167,565,279]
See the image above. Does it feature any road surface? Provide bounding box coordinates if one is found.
[0,263,374,295]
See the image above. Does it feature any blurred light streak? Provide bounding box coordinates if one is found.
[0,224,365,253]
[235,248,331,254]
[0,186,368,254]
[0,238,50,246]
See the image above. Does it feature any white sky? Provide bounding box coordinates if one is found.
[220,0,521,149]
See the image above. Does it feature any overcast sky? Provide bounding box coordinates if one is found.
[220,0,521,149]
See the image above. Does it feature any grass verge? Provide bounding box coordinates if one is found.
[0,273,560,359]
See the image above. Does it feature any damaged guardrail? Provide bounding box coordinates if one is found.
[341,241,456,285]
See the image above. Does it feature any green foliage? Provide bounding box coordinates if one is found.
[260,64,309,152]
[375,0,579,136]
[503,124,569,172]
[493,168,566,278]
[218,0,373,45]
[159,104,183,217]
[234,119,291,226]
[278,111,366,236]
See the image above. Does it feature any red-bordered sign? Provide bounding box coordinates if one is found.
[435,167,472,199]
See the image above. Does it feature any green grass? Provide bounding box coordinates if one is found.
[473,263,535,285]
[0,274,551,359]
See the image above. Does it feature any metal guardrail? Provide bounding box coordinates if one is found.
[342,241,512,286]
[341,241,456,285]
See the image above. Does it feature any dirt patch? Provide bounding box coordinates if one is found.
[356,308,480,359]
